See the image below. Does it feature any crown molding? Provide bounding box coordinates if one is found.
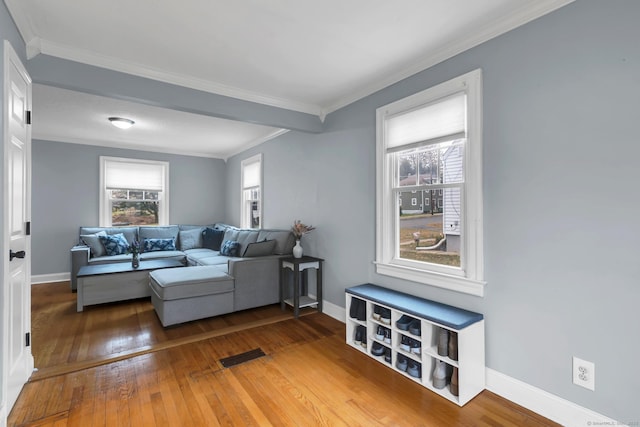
[322,0,576,116]
[31,38,324,117]
[4,0,37,45]
[221,129,289,161]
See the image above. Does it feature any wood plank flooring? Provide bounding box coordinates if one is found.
[8,281,560,426]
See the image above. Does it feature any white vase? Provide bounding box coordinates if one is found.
[292,240,303,258]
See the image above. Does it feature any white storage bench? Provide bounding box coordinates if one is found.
[149,266,235,327]
[345,283,485,406]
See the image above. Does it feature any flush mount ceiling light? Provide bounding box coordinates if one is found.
[108,117,135,129]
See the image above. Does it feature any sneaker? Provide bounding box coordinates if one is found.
[384,347,392,363]
[380,308,391,324]
[375,325,385,341]
[354,325,364,345]
[407,360,421,378]
[448,331,458,361]
[396,354,408,371]
[371,342,385,356]
[384,328,392,344]
[373,305,382,321]
[409,319,421,336]
[433,360,447,389]
[437,328,449,357]
[400,335,410,352]
[396,315,413,331]
[410,338,421,354]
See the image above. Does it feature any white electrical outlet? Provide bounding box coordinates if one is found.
[573,356,595,391]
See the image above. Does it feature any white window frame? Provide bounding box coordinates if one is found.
[99,156,169,226]
[241,153,262,229]
[375,69,485,296]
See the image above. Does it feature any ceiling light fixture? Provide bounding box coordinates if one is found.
[108,117,135,129]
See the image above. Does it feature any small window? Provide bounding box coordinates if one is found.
[241,154,262,228]
[100,157,169,226]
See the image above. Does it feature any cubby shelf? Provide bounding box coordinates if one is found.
[345,284,485,406]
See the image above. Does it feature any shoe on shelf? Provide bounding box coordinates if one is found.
[361,330,368,348]
[349,297,361,319]
[437,327,449,357]
[432,360,447,389]
[396,315,413,331]
[400,335,411,352]
[396,354,408,372]
[375,325,385,341]
[448,331,458,361]
[373,305,382,321]
[409,319,421,336]
[410,338,421,355]
[384,328,392,344]
[380,308,391,324]
[371,342,385,357]
[407,360,421,378]
[384,347,392,363]
[354,325,364,345]
[450,367,459,396]
[356,300,367,321]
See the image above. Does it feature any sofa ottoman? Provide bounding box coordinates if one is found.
[149,266,235,327]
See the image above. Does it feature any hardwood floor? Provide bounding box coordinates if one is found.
[8,281,560,426]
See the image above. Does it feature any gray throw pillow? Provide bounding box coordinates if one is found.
[178,228,203,250]
[80,230,107,257]
[243,239,276,257]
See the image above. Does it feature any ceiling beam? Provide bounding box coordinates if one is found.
[26,54,324,134]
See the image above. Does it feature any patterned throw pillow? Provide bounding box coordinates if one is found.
[220,240,241,257]
[143,238,176,252]
[99,233,130,256]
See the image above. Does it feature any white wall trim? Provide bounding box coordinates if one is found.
[486,368,624,427]
[321,299,345,323]
[31,273,70,285]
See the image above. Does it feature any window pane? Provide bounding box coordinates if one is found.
[144,191,159,200]
[398,188,460,268]
[129,191,143,200]
[396,140,464,188]
[111,190,127,199]
[112,201,159,226]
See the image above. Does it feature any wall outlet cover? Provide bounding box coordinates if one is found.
[572,356,595,391]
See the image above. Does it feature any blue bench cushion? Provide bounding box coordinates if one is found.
[346,283,483,330]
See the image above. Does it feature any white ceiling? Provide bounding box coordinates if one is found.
[6,0,572,158]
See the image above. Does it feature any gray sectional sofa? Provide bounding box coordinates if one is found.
[70,223,295,323]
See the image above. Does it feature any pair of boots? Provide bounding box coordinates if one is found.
[436,328,458,360]
[349,297,366,321]
[432,361,458,396]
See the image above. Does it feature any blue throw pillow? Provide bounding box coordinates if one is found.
[202,227,225,251]
[220,240,240,257]
[143,238,176,252]
[99,233,129,256]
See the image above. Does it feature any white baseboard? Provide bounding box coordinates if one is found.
[31,272,70,284]
[486,368,624,427]
[324,302,621,427]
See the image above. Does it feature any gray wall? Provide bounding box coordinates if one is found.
[226,0,639,422]
[31,140,226,275]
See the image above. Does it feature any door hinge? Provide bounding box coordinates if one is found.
[26,110,32,125]
[25,332,30,347]
[26,221,31,236]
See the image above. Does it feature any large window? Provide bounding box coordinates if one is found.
[376,69,485,296]
[100,157,169,226]
[241,154,262,228]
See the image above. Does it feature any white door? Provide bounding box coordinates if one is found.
[1,40,33,420]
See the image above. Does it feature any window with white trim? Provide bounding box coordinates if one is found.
[100,157,169,226]
[241,154,262,228]
[375,69,485,296]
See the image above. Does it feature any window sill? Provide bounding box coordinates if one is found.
[374,262,486,297]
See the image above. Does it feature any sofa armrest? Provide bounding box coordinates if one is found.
[227,255,281,311]
[70,245,90,292]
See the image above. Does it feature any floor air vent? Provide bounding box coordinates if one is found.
[219,348,266,368]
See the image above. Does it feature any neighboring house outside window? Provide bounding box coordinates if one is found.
[375,69,485,296]
[241,154,262,229]
[100,157,169,226]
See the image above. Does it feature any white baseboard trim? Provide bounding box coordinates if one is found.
[322,299,345,323]
[486,368,623,427]
[31,272,70,284]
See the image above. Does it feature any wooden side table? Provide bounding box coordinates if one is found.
[279,255,324,318]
